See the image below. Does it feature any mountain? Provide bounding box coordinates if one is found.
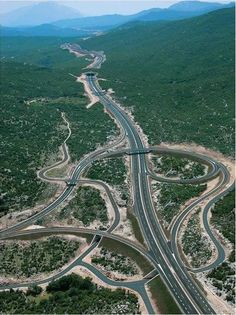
[0,2,82,27]
[53,14,132,31]
[0,26,22,36]
[169,0,232,11]
[82,8,234,156]
[0,24,89,37]
[53,1,233,31]
[1,1,233,32]
[133,8,202,22]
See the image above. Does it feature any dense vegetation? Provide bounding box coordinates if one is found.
[87,158,126,186]
[86,157,128,202]
[207,262,235,304]
[0,274,140,314]
[211,189,235,244]
[153,182,206,224]
[0,237,79,278]
[0,38,117,214]
[152,155,206,179]
[0,37,88,70]
[83,8,235,156]
[182,209,212,268]
[92,247,138,276]
[59,186,108,226]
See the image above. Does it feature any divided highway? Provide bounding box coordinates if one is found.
[0,45,233,315]
[87,73,223,314]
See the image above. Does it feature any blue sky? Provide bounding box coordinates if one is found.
[0,0,232,15]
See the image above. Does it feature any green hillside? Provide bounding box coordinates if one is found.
[0,37,88,70]
[83,8,235,156]
[0,39,116,214]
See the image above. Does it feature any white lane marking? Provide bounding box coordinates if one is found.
[92,77,207,315]
[157,264,173,288]
[138,163,202,314]
[172,253,188,280]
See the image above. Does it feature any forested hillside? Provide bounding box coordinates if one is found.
[83,8,235,156]
[0,38,117,215]
[0,37,87,69]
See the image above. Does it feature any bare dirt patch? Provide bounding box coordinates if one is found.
[76,74,99,108]
[197,272,235,314]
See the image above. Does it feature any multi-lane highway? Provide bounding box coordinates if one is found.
[0,45,234,314]
[87,74,217,314]
[61,43,105,69]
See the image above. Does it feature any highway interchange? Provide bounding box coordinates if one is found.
[0,44,234,314]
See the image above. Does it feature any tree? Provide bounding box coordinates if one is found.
[26,284,42,296]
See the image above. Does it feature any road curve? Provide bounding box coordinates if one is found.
[147,146,220,185]
[0,234,154,314]
[0,227,151,261]
[186,182,235,274]
[0,118,126,237]
[79,179,121,232]
[118,145,232,274]
[1,225,157,302]
[170,160,232,273]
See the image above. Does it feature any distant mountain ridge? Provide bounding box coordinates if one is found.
[0,24,89,37]
[0,2,82,27]
[0,1,234,37]
[53,1,234,30]
[169,0,227,11]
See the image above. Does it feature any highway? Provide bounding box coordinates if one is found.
[61,43,105,69]
[177,181,235,274]
[0,45,234,314]
[0,115,126,236]
[86,73,230,314]
[0,229,155,314]
[0,226,157,314]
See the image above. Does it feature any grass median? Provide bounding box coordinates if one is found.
[148,276,182,314]
[100,237,153,275]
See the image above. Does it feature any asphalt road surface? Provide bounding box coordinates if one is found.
[86,73,230,314]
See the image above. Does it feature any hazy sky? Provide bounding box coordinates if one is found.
[0,0,232,16]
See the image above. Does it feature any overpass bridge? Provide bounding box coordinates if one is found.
[125,148,152,155]
[65,179,78,187]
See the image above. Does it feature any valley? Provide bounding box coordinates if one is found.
[0,3,235,315]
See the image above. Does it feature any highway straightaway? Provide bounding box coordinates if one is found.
[87,73,223,314]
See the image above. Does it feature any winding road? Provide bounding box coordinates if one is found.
[0,45,234,315]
